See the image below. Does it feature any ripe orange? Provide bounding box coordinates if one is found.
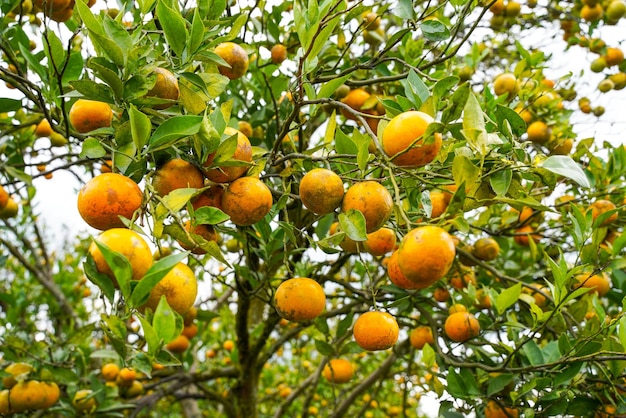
[526,120,551,143]
[448,266,477,290]
[580,3,603,21]
[472,237,500,261]
[484,400,519,418]
[34,118,53,137]
[237,120,253,137]
[409,326,434,349]
[362,11,381,29]
[40,381,60,409]
[449,303,468,314]
[493,73,517,97]
[152,158,205,197]
[444,311,480,342]
[353,311,399,351]
[69,99,113,133]
[101,363,120,381]
[178,221,219,254]
[191,185,224,212]
[77,173,143,230]
[166,334,191,353]
[342,181,393,233]
[2,362,33,389]
[146,67,179,109]
[322,359,354,384]
[0,198,19,219]
[429,190,450,218]
[203,127,252,183]
[364,227,396,256]
[433,287,451,302]
[382,111,442,167]
[299,168,344,215]
[182,323,198,339]
[340,88,371,120]
[587,199,617,226]
[88,228,153,284]
[214,42,249,80]
[221,176,273,226]
[0,184,8,210]
[396,226,456,288]
[34,0,71,14]
[72,389,97,412]
[574,272,611,296]
[524,283,550,307]
[387,250,423,290]
[117,367,136,385]
[605,47,625,67]
[143,262,198,315]
[9,380,48,412]
[274,277,326,321]
[513,225,540,246]
[270,44,288,64]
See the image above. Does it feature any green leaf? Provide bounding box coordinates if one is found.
[129,105,152,150]
[619,316,626,349]
[402,70,429,109]
[148,115,203,152]
[487,373,514,396]
[43,30,66,74]
[336,312,353,338]
[462,92,502,155]
[495,282,521,315]
[102,16,132,57]
[422,343,436,367]
[521,340,544,365]
[489,169,512,196]
[156,0,188,58]
[152,296,180,343]
[433,77,460,100]
[94,240,133,300]
[441,82,470,123]
[539,156,590,188]
[194,206,229,225]
[446,368,468,398]
[74,0,103,36]
[69,80,114,103]
[138,314,160,356]
[0,98,22,112]
[210,131,238,163]
[88,60,124,100]
[393,0,414,19]
[79,137,107,159]
[187,8,205,58]
[315,339,335,356]
[318,75,351,100]
[495,104,526,137]
[129,252,188,308]
[335,129,358,155]
[338,210,367,242]
[204,0,226,19]
[90,30,126,67]
[161,188,199,212]
[420,19,450,41]
[83,256,115,302]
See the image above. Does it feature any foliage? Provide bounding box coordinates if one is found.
[0,0,625,416]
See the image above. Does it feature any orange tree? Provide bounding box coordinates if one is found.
[0,0,625,416]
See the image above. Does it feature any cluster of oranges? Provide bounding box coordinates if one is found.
[0,362,60,414]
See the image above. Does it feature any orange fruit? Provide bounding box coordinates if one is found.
[0,198,19,219]
[146,67,179,109]
[69,99,113,134]
[475,288,492,309]
[444,311,480,342]
[34,118,53,137]
[178,220,219,254]
[203,127,252,183]
[472,237,500,261]
[101,363,120,381]
[489,0,505,14]
[152,158,204,197]
[191,185,224,212]
[362,11,381,29]
[34,0,71,13]
[40,381,60,409]
[237,120,253,137]
[429,190,450,218]
[396,226,456,287]
[449,303,468,314]
[270,44,288,64]
[2,362,34,389]
[166,334,191,353]
[49,6,73,22]
[329,221,359,253]
[143,262,198,314]
[364,227,396,256]
[117,367,136,386]
[409,326,434,349]
[387,250,423,290]
[493,73,518,97]
[574,272,611,296]
[484,400,519,418]
[9,380,48,412]
[342,181,393,233]
[72,389,97,412]
[587,199,617,226]
[433,287,451,302]
[182,323,198,339]
[526,121,551,143]
[214,42,249,80]
[448,266,477,290]
[513,225,540,246]
[524,283,550,307]
[580,3,603,21]
[274,277,326,321]
[322,359,354,383]
[221,176,273,226]
[223,339,235,351]
[382,111,442,167]
[77,173,143,230]
[88,228,153,284]
[123,380,144,398]
[0,184,8,210]
[299,168,344,215]
[353,311,399,351]
[340,88,371,120]
[517,206,535,225]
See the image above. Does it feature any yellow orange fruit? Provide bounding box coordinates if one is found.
[40,382,60,409]
[101,363,120,381]
[323,359,354,384]
[2,362,34,389]
[396,226,456,288]
[382,111,442,167]
[0,185,8,210]
[274,277,326,321]
[146,67,179,109]
[237,121,253,137]
[526,120,551,143]
[387,250,424,290]
[484,400,519,418]
[34,118,53,137]
[513,225,541,246]
[409,326,434,349]
[340,88,371,120]
[204,127,252,183]
[9,380,48,412]
[299,168,344,215]
[117,367,136,386]
[364,227,396,256]
[493,72,518,97]
[178,220,219,254]
[444,311,480,342]
[575,272,611,296]
[221,176,273,226]
[270,44,288,64]
[472,237,500,261]
[166,334,191,353]
[88,228,153,284]
[587,199,617,226]
[152,158,205,197]
[342,181,393,233]
[191,185,224,212]
[143,262,197,315]
[77,173,143,230]
[214,42,249,80]
[72,389,97,412]
[353,311,399,351]
[69,99,113,134]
